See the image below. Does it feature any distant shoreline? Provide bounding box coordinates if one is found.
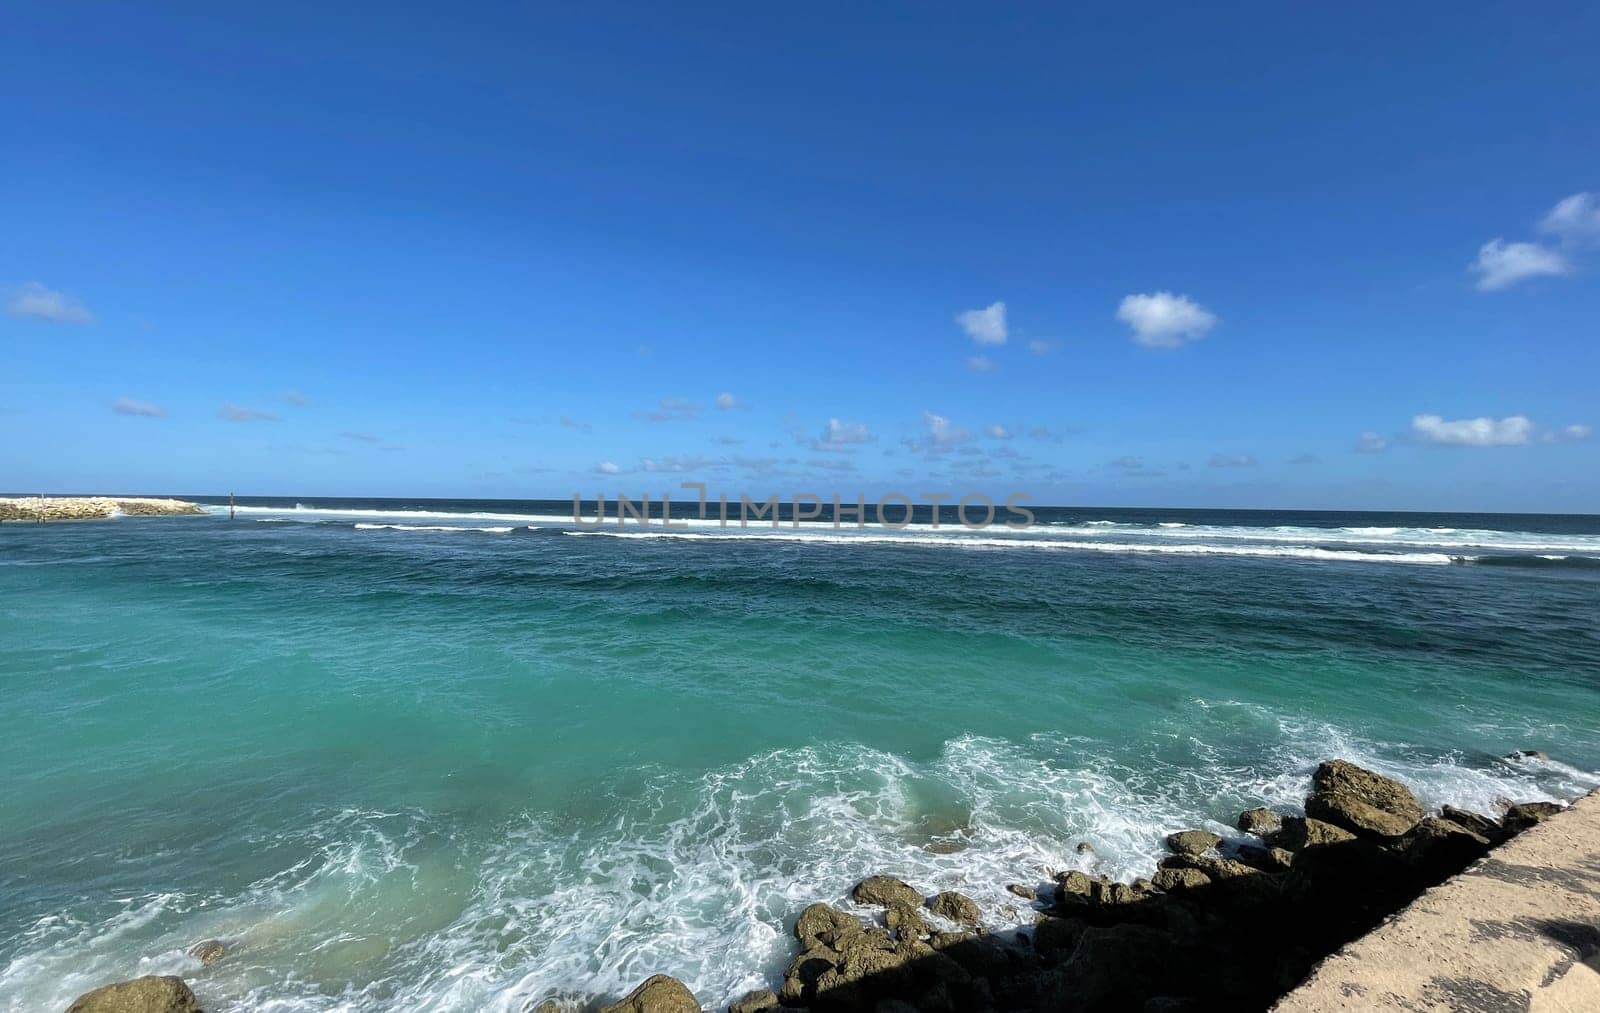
[0,496,205,523]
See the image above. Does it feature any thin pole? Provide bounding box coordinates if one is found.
[229,492,235,520]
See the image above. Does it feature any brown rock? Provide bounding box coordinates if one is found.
[1152,866,1212,892]
[1395,816,1492,882]
[1005,882,1037,900]
[186,940,225,965]
[794,903,864,950]
[1165,830,1222,857]
[1304,760,1424,838]
[599,974,701,1013]
[726,988,777,1013]
[885,901,934,940]
[66,977,201,1013]
[1234,844,1294,872]
[928,890,981,926]
[1440,805,1502,838]
[1075,841,1096,856]
[1276,816,1358,851]
[850,875,923,909]
[1237,807,1283,838]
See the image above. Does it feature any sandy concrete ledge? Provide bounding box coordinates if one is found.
[1276,788,1600,1012]
[0,496,205,522]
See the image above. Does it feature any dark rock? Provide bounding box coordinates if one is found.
[1165,830,1221,857]
[1005,883,1036,901]
[1395,817,1492,883]
[1032,915,1087,961]
[599,975,701,1013]
[873,1001,919,1013]
[187,939,226,965]
[1440,805,1502,839]
[1054,870,1095,909]
[66,977,201,1013]
[927,891,980,926]
[851,876,923,909]
[782,947,841,1004]
[1048,924,1189,1009]
[1234,844,1293,872]
[1505,749,1548,762]
[1075,841,1096,856]
[1275,816,1357,851]
[1237,807,1283,839]
[728,988,778,1013]
[1304,760,1424,838]
[1503,800,1564,833]
[795,903,865,950]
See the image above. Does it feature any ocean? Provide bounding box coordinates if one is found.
[2,498,1598,1011]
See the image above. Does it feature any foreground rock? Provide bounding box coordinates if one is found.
[598,974,701,1013]
[0,497,204,522]
[66,976,201,1013]
[1303,759,1424,838]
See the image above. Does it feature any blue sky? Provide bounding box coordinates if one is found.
[3,2,1597,511]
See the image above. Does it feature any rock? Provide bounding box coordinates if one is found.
[1005,883,1037,900]
[1075,841,1096,856]
[1152,867,1211,892]
[187,939,225,965]
[928,890,980,926]
[1050,924,1189,1009]
[1440,805,1502,839]
[1395,817,1492,882]
[795,903,864,949]
[1503,800,1564,833]
[1033,916,1086,961]
[874,1001,919,1013]
[1237,808,1283,838]
[851,875,923,909]
[1504,749,1548,762]
[65,977,201,1013]
[1304,760,1424,838]
[599,974,701,1013]
[727,988,778,1013]
[781,948,841,1005]
[1275,816,1357,851]
[1234,844,1294,872]
[885,901,934,940]
[1165,830,1222,857]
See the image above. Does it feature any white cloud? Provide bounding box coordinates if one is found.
[1026,339,1052,355]
[1410,413,1533,447]
[7,282,93,324]
[956,301,1007,345]
[923,412,971,447]
[715,392,739,410]
[112,398,165,418]
[1207,453,1257,468]
[1116,291,1216,348]
[1541,423,1593,444]
[1470,239,1569,291]
[640,455,724,473]
[987,424,1012,439]
[1540,192,1600,248]
[965,354,997,372]
[813,417,872,452]
[220,404,280,423]
[341,431,381,442]
[642,397,703,423]
[1356,432,1388,454]
[595,461,622,475]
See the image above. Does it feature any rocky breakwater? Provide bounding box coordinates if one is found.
[61,759,1576,1012]
[0,496,204,522]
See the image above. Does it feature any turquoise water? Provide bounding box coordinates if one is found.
[3,501,1599,1010]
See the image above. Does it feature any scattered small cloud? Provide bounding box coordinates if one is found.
[986,424,1012,440]
[341,431,381,442]
[1117,291,1216,348]
[6,282,93,324]
[923,412,971,448]
[711,435,744,446]
[1108,455,1165,478]
[965,354,998,372]
[1543,423,1593,444]
[1288,452,1320,465]
[1026,339,1053,355]
[715,392,739,410]
[1208,453,1257,468]
[559,415,592,433]
[638,398,704,423]
[112,398,166,418]
[956,301,1007,345]
[639,454,725,473]
[220,404,280,423]
[594,461,623,475]
[1355,432,1389,454]
[284,391,309,406]
[1028,426,1063,443]
[1470,239,1569,291]
[1411,413,1532,447]
[812,417,873,451]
